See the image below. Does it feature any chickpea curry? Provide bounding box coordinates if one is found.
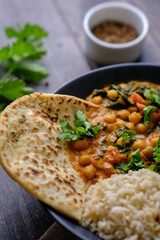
[59,81,160,185]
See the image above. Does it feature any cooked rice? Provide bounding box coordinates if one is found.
[81,169,160,240]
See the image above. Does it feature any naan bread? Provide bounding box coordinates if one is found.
[0,93,97,220]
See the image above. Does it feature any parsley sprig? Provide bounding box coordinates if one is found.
[58,110,100,141]
[0,23,48,112]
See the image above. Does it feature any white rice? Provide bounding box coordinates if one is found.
[81,169,160,240]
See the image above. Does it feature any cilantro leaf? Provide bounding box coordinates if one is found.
[0,78,33,101]
[148,164,156,171]
[114,162,128,173]
[58,110,100,141]
[5,23,48,40]
[121,130,136,142]
[114,126,136,154]
[153,136,160,163]
[10,40,37,62]
[144,89,160,104]
[143,105,157,125]
[0,46,11,62]
[12,62,49,82]
[0,22,48,112]
[124,148,146,171]
[75,110,87,122]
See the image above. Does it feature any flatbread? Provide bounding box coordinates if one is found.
[0,93,97,220]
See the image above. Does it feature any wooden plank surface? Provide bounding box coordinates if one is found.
[0,0,160,240]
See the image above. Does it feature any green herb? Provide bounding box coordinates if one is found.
[58,110,100,141]
[92,89,107,98]
[115,125,126,138]
[153,136,160,163]
[123,82,135,93]
[143,105,157,125]
[0,78,33,101]
[100,136,107,154]
[0,23,48,112]
[109,84,129,104]
[115,149,146,173]
[144,89,160,104]
[114,162,128,173]
[125,149,146,171]
[114,144,131,154]
[148,164,156,171]
[155,164,160,174]
[121,130,136,142]
[131,85,145,94]
[114,126,136,154]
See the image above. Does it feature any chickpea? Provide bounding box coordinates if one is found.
[91,95,103,105]
[128,112,142,124]
[146,122,154,132]
[92,158,104,169]
[117,109,130,120]
[116,136,124,147]
[150,110,160,123]
[107,123,117,132]
[116,119,125,128]
[150,137,159,147]
[141,149,153,160]
[103,162,114,176]
[136,123,148,134]
[104,114,116,123]
[125,122,135,131]
[128,106,138,113]
[71,139,90,151]
[119,83,126,88]
[83,164,96,179]
[117,98,126,105]
[132,139,146,150]
[79,154,91,166]
[107,89,119,100]
[140,152,148,161]
[116,136,129,146]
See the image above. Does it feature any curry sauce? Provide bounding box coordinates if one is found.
[67,81,160,184]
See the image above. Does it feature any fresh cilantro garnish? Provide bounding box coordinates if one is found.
[149,137,160,174]
[58,110,100,141]
[0,23,48,112]
[114,149,146,173]
[143,105,157,125]
[144,89,160,104]
[125,149,146,171]
[148,164,156,171]
[121,130,136,142]
[114,162,128,173]
[114,126,136,154]
[153,136,160,163]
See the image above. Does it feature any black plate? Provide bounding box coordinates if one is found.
[48,63,160,240]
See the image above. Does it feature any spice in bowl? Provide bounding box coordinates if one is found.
[92,20,138,44]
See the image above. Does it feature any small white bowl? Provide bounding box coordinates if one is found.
[83,1,149,65]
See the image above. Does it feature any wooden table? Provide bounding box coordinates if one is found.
[0,0,160,239]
